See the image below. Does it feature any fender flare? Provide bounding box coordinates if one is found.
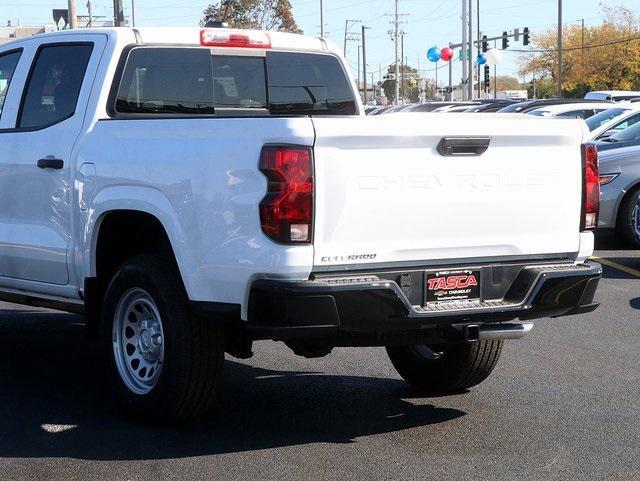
[79,185,194,296]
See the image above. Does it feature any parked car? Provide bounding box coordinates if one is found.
[433,103,482,112]
[370,104,395,115]
[382,104,414,114]
[587,105,640,140]
[526,102,614,119]
[405,102,469,112]
[463,100,519,113]
[0,26,602,424]
[585,90,640,101]
[598,144,640,246]
[497,98,614,114]
[596,121,640,152]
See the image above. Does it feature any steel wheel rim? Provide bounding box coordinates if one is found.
[112,288,165,395]
[633,195,640,238]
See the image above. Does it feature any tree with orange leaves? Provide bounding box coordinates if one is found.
[519,5,640,97]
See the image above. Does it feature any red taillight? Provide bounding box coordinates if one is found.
[259,146,313,244]
[200,29,271,49]
[582,143,600,231]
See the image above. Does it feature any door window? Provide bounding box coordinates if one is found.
[18,43,93,129]
[0,49,21,119]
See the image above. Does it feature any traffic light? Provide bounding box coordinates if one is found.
[502,31,509,49]
[482,35,488,53]
[484,65,490,90]
[523,27,530,46]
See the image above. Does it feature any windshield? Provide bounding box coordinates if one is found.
[609,121,640,142]
[585,108,629,131]
[528,110,549,117]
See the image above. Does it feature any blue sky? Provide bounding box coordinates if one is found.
[3,0,637,84]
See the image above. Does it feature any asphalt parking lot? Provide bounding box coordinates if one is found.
[0,234,639,481]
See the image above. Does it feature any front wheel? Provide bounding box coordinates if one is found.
[616,187,640,248]
[101,255,224,424]
[386,340,503,393]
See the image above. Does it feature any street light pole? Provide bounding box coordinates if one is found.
[461,0,468,101]
[468,0,474,100]
[320,0,324,37]
[67,0,78,29]
[557,0,563,98]
[362,25,370,104]
[113,0,125,26]
[394,0,400,105]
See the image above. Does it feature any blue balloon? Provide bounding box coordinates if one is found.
[427,46,441,62]
[476,53,487,65]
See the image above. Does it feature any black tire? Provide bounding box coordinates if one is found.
[616,186,640,248]
[101,254,224,424]
[386,340,503,393]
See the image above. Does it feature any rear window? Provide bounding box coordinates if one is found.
[114,47,357,116]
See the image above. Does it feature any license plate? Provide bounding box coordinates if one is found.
[425,269,481,305]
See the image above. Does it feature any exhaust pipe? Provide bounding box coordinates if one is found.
[478,322,534,341]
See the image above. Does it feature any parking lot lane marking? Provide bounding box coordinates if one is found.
[591,256,640,278]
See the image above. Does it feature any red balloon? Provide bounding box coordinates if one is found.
[440,47,454,62]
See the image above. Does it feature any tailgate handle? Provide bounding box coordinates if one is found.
[437,137,491,157]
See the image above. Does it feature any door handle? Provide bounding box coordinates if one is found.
[37,157,64,170]
[437,137,491,157]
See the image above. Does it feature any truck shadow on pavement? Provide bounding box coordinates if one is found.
[0,309,465,461]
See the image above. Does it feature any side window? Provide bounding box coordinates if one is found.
[614,113,640,132]
[18,43,93,129]
[115,48,215,114]
[0,49,22,119]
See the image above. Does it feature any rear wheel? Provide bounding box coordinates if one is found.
[101,255,224,424]
[616,187,640,248]
[386,340,503,393]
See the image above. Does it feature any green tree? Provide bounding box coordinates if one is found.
[201,0,302,34]
[382,63,420,104]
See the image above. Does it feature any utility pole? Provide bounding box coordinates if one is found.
[320,0,324,37]
[468,0,474,100]
[581,18,585,97]
[394,0,400,105]
[476,0,481,98]
[357,45,361,101]
[362,25,370,104]
[113,0,124,26]
[68,0,78,29]
[371,73,375,103]
[86,0,93,27]
[400,33,405,102]
[461,0,468,101]
[131,0,136,27]
[557,0,563,98]
[343,19,360,58]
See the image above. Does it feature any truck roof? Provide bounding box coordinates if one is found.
[0,26,335,55]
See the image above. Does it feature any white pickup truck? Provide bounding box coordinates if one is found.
[0,27,601,423]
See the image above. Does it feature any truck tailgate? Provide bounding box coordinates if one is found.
[311,113,584,270]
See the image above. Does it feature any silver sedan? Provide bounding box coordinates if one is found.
[599,144,640,246]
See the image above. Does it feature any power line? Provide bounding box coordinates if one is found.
[507,34,640,52]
